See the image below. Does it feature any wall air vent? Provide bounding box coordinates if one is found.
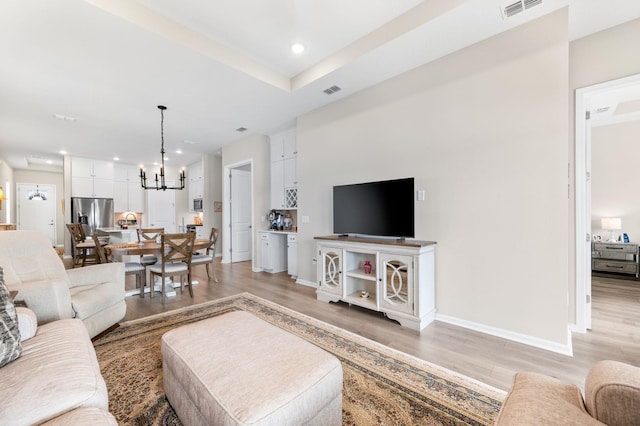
[323,85,342,95]
[501,0,542,19]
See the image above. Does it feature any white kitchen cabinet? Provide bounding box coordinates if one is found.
[71,157,114,198]
[260,231,287,273]
[188,161,203,212]
[270,160,285,209]
[114,164,144,212]
[287,233,297,279]
[316,235,436,332]
[270,128,297,209]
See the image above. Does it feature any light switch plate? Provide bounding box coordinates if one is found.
[417,190,425,201]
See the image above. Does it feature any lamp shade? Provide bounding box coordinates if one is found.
[601,217,622,230]
[0,188,5,201]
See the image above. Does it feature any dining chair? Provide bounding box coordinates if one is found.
[91,233,147,297]
[191,227,219,282]
[137,227,164,267]
[66,223,98,267]
[148,232,196,300]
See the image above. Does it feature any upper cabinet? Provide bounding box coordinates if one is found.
[71,157,114,198]
[188,161,203,212]
[270,128,297,209]
[114,164,144,212]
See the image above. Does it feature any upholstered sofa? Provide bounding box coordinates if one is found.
[0,307,117,425]
[0,230,126,338]
[495,360,640,425]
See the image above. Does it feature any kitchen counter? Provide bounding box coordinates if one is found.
[262,230,297,234]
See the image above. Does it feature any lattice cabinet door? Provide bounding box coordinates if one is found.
[378,253,414,315]
[285,188,297,208]
[318,246,343,296]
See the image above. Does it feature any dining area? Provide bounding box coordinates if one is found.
[66,224,219,301]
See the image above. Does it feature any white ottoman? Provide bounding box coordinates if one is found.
[161,311,343,426]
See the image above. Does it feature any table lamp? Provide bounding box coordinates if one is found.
[601,217,622,242]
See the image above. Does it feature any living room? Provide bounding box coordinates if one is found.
[2,2,640,424]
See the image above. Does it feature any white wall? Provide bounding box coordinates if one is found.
[0,157,15,225]
[203,153,223,256]
[221,133,270,265]
[591,120,640,241]
[297,10,570,349]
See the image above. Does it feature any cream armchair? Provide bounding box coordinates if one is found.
[0,230,125,338]
[496,360,640,425]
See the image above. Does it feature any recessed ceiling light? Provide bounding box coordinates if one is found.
[59,150,67,155]
[291,43,305,54]
[175,149,183,154]
[113,157,120,161]
[183,139,198,145]
[53,113,76,122]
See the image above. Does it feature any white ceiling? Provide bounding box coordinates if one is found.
[1,0,640,172]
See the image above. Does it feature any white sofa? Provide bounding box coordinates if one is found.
[0,230,126,338]
[0,309,117,425]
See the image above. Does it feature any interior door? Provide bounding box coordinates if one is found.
[17,183,56,245]
[231,169,252,262]
[147,181,176,232]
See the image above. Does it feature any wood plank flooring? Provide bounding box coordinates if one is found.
[122,261,640,392]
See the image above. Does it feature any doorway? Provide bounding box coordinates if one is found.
[575,73,640,332]
[17,183,56,245]
[223,161,253,266]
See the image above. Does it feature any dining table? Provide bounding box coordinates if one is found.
[105,238,212,298]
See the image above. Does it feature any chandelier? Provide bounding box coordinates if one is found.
[139,105,185,191]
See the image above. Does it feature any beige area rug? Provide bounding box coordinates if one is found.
[93,293,505,425]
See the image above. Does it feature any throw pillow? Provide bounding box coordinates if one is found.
[0,267,22,367]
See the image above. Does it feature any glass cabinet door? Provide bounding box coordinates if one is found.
[320,247,342,296]
[378,253,413,315]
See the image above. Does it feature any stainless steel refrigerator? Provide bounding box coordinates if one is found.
[71,197,114,237]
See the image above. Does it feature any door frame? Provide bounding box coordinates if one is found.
[575,72,640,332]
[222,159,254,268]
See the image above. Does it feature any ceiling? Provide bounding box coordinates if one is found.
[2,0,640,173]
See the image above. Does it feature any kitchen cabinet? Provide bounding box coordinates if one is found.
[260,231,287,273]
[114,164,144,212]
[71,157,114,198]
[287,234,297,278]
[270,128,297,209]
[188,161,203,212]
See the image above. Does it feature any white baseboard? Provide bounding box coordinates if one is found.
[436,313,574,356]
[295,278,317,288]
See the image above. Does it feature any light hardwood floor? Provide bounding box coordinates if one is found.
[122,261,640,392]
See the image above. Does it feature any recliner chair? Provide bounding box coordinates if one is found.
[0,230,126,338]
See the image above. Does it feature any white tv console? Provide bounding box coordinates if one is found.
[315,235,436,332]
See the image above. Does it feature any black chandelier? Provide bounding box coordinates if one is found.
[140,105,186,191]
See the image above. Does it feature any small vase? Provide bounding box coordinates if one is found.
[363,260,372,274]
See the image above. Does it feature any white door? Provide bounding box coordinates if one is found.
[231,169,251,262]
[17,183,56,245]
[147,182,176,232]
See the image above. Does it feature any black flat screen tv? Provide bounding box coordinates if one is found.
[333,177,415,238]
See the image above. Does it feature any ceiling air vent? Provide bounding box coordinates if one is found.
[236,127,248,132]
[501,0,542,19]
[323,85,342,95]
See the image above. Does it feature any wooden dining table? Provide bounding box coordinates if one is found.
[105,238,212,297]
